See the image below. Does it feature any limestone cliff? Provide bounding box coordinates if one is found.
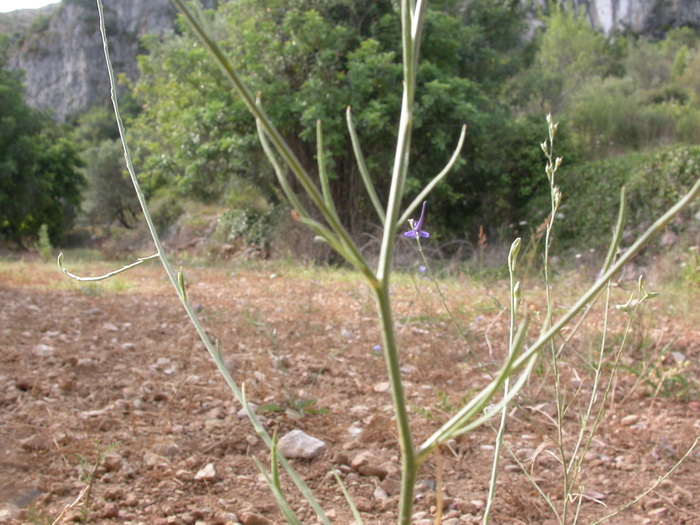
[6,0,179,121]
[569,0,700,36]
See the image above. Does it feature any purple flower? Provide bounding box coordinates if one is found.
[404,201,430,239]
[418,265,427,273]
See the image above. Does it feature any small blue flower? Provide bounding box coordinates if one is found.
[404,201,430,239]
[418,265,427,273]
[373,344,382,353]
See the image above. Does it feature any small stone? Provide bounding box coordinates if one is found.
[373,486,388,500]
[175,469,193,482]
[381,477,402,496]
[353,497,373,512]
[358,463,388,479]
[670,351,686,363]
[621,414,640,426]
[143,453,168,467]
[350,451,374,469]
[101,502,119,518]
[213,512,239,523]
[333,452,350,465]
[155,443,180,458]
[20,434,50,451]
[276,430,326,460]
[204,419,224,431]
[103,486,124,501]
[102,453,125,472]
[240,512,270,525]
[103,322,119,332]
[373,382,390,393]
[194,463,217,481]
[123,494,139,507]
[351,451,388,479]
[33,344,55,357]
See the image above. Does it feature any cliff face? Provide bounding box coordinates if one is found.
[571,0,700,36]
[4,0,700,121]
[6,0,179,121]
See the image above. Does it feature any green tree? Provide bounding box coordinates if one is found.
[83,139,139,229]
[514,6,621,114]
[131,0,534,240]
[0,63,85,246]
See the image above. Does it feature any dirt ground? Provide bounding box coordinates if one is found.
[1,258,699,525]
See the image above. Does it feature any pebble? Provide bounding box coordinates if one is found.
[123,494,139,507]
[351,451,387,479]
[353,497,373,512]
[240,512,270,525]
[103,486,124,501]
[621,414,640,426]
[372,486,388,501]
[276,430,326,460]
[101,502,119,518]
[20,434,50,451]
[143,452,169,467]
[194,463,217,481]
[33,344,55,357]
[175,469,193,482]
[103,322,119,332]
[373,382,390,393]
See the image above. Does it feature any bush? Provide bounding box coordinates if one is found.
[216,206,282,255]
[534,145,700,252]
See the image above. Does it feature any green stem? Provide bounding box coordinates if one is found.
[373,285,418,524]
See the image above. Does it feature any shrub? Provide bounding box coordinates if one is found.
[531,145,700,251]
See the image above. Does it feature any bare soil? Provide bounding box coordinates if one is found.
[1,259,699,525]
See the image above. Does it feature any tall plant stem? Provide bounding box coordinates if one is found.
[373,4,427,521]
[373,284,418,524]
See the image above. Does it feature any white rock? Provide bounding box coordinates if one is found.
[33,344,55,357]
[194,462,217,481]
[277,430,326,460]
[373,486,388,501]
[621,414,640,426]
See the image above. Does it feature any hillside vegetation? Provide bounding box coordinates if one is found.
[1,2,699,261]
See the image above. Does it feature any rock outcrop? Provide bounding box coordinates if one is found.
[6,0,179,121]
[569,0,700,36]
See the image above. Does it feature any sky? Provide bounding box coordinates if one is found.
[0,0,59,13]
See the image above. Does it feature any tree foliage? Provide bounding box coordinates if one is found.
[131,0,538,239]
[72,106,140,230]
[0,62,84,246]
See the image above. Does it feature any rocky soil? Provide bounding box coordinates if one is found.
[1,260,699,524]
